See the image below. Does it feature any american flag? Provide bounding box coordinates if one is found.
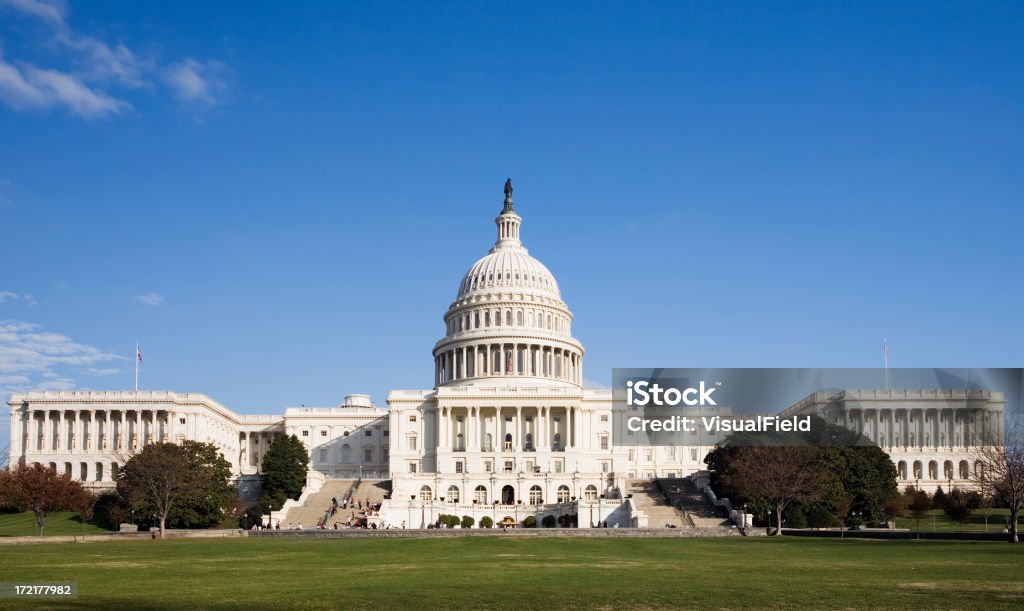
[137,344,142,362]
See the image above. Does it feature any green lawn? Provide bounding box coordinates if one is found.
[894,508,1016,532]
[0,536,1020,609]
[0,511,107,537]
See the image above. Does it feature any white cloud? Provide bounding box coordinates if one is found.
[164,59,229,106]
[0,320,122,379]
[0,0,229,118]
[83,367,119,376]
[0,291,39,306]
[0,319,125,417]
[135,292,164,306]
[0,0,66,28]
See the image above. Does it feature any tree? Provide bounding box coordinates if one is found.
[944,488,974,529]
[974,416,1024,543]
[0,464,89,536]
[260,435,309,509]
[165,441,234,528]
[909,490,931,533]
[725,446,828,536]
[117,441,233,538]
[931,486,947,510]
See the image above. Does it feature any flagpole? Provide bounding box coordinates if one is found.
[883,338,889,390]
[135,343,139,392]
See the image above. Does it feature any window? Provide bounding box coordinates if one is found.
[553,459,563,473]
[408,435,418,451]
[420,485,433,501]
[690,449,698,461]
[344,431,350,436]
[408,462,417,473]
[318,449,327,462]
[484,460,493,472]
[341,444,351,463]
[455,460,464,474]
[383,430,389,437]
[504,460,513,473]
[600,415,608,422]
[601,462,609,473]
[409,415,417,422]
[584,485,598,501]
[364,447,372,462]
[321,430,327,437]
[474,485,488,504]
[600,435,609,450]
[365,430,372,436]
[628,448,635,461]
[448,485,460,503]
[644,448,653,461]
[382,446,389,461]
[557,485,570,503]
[302,430,309,437]
[529,485,543,504]
[179,418,186,425]
[505,311,512,326]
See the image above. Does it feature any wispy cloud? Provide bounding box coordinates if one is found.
[0,0,230,119]
[164,59,229,107]
[0,320,124,398]
[135,291,164,306]
[0,291,37,305]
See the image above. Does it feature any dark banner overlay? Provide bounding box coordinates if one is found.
[611,368,1023,447]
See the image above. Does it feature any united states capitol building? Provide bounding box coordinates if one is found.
[6,182,1006,527]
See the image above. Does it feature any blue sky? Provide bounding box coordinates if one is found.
[1,1,1022,444]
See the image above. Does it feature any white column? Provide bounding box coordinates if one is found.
[515,406,522,451]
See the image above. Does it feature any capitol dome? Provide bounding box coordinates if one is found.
[432,180,584,388]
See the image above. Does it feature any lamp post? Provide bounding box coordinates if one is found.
[409,494,415,529]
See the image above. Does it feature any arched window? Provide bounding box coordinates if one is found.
[897,461,907,480]
[484,433,493,452]
[474,485,488,504]
[553,433,561,451]
[447,485,460,504]
[516,311,523,326]
[474,312,480,328]
[528,312,534,327]
[944,460,954,480]
[495,310,501,326]
[584,485,598,501]
[455,433,465,452]
[505,311,512,326]
[341,444,351,463]
[95,462,103,482]
[557,485,570,503]
[525,433,533,451]
[504,433,512,451]
[420,485,433,502]
[485,312,490,327]
[547,314,552,329]
[529,485,543,504]
[928,461,938,479]
[913,461,923,479]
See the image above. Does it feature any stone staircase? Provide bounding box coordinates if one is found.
[628,479,688,528]
[657,477,732,528]
[279,479,357,529]
[350,479,390,506]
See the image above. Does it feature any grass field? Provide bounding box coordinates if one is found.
[0,511,107,537]
[894,507,1015,532]
[0,536,1020,609]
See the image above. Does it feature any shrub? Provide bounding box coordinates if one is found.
[805,505,835,529]
[479,516,493,529]
[783,505,807,529]
[931,486,947,509]
[523,515,537,528]
[542,515,556,528]
[461,515,475,529]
